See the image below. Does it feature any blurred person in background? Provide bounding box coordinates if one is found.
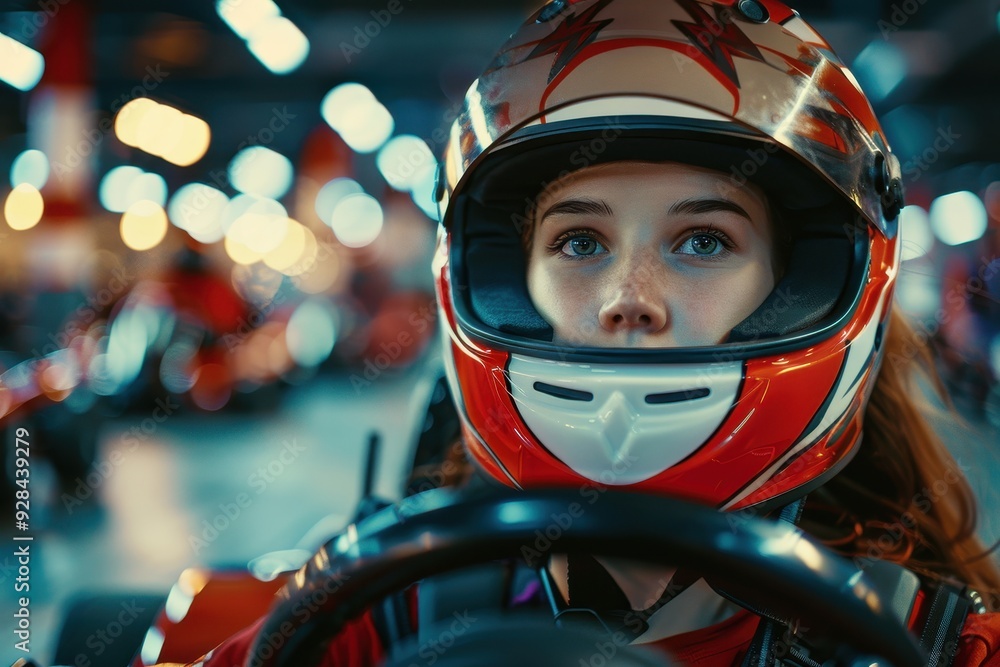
[937,206,1000,418]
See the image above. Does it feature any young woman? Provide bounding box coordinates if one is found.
[186,0,1000,664]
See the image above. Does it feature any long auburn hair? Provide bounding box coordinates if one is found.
[801,307,1000,605]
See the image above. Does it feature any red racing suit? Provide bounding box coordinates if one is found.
[180,596,1000,667]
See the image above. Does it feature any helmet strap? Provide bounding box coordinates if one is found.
[738,495,809,667]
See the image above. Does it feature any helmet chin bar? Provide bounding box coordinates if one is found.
[507,355,744,486]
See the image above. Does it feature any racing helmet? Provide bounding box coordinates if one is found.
[433,0,903,511]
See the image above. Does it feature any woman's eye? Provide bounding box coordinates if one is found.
[677,233,727,257]
[561,235,603,257]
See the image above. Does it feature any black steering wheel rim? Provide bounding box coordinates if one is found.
[247,487,927,667]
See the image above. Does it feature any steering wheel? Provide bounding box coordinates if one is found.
[247,487,927,667]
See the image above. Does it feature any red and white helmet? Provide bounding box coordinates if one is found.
[433,0,903,511]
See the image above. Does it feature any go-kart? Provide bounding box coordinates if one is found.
[240,486,932,667]
[47,483,941,667]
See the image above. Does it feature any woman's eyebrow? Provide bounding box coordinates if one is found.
[539,198,613,223]
[668,197,752,221]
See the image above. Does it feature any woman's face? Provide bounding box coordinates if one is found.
[526,161,777,348]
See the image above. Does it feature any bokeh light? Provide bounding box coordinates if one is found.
[315,178,364,226]
[246,16,310,74]
[286,299,337,367]
[376,135,436,191]
[216,0,281,39]
[329,193,384,248]
[116,98,211,166]
[228,146,294,200]
[852,40,907,102]
[894,271,939,319]
[11,149,50,189]
[899,205,934,261]
[121,200,169,251]
[279,225,318,277]
[224,232,263,266]
[168,183,229,244]
[217,0,309,74]
[137,103,185,159]
[929,191,988,246]
[100,166,145,212]
[338,104,394,154]
[164,116,212,167]
[320,83,394,153]
[126,171,168,208]
[100,167,167,213]
[115,98,158,147]
[263,218,307,272]
[228,198,289,254]
[0,33,45,91]
[292,247,340,294]
[4,183,44,231]
[411,167,440,221]
[221,193,259,234]
[320,83,376,128]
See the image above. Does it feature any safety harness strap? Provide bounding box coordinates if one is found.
[918,583,973,667]
[739,498,808,667]
[738,565,974,667]
[370,591,415,651]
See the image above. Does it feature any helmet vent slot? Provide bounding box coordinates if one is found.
[645,388,711,404]
[533,382,594,402]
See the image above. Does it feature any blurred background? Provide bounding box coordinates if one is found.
[0,0,999,665]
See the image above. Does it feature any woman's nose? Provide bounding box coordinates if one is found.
[597,269,668,334]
